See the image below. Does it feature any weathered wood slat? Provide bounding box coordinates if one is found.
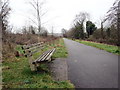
[32,50,51,64]
[26,44,43,51]
[25,46,44,56]
[46,48,56,61]
[32,49,55,64]
[22,42,43,49]
[22,44,44,57]
[39,49,53,62]
[22,42,56,71]
[30,47,44,55]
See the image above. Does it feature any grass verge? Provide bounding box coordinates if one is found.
[46,39,68,58]
[3,38,74,88]
[75,39,120,55]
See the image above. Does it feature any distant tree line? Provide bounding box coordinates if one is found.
[62,12,97,40]
[62,0,120,46]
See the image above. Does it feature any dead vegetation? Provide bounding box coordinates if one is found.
[2,32,58,63]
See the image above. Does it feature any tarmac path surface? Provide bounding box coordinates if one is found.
[64,38,118,88]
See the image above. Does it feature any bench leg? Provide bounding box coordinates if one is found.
[30,64,37,71]
[48,57,52,62]
[36,63,39,67]
[29,58,37,71]
[31,63,40,71]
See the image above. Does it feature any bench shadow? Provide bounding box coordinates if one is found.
[36,67,49,73]
[22,65,49,76]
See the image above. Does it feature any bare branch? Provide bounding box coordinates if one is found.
[28,17,38,26]
[28,0,47,33]
[41,10,48,17]
[29,2,37,10]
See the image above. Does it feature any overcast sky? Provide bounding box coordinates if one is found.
[9,0,115,33]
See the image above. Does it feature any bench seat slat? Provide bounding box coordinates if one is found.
[32,49,55,64]
[32,50,51,64]
[46,48,56,60]
[39,49,53,62]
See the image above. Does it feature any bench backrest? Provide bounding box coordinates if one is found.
[21,42,56,71]
[22,42,44,57]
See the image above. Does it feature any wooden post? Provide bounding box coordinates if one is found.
[36,63,40,67]
[28,53,37,71]
[48,57,52,62]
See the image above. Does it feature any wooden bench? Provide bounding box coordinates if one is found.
[22,42,56,71]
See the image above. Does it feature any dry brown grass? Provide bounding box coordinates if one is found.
[2,33,59,62]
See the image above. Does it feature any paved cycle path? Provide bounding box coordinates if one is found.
[64,38,118,88]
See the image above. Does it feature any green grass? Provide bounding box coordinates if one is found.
[75,39,120,55]
[3,38,74,88]
[16,45,24,54]
[46,39,68,58]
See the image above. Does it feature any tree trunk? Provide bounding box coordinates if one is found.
[101,22,104,39]
[117,1,120,46]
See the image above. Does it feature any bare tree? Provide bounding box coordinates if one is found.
[72,12,90,39]
[100,17,107,39]
[0,0,11,42]
[105,0,120,45]
[117,1,120,46]
[0,0,2,62]
[0,0,2,36]
[106,0,120,26]
[49,26,54,37]
[61,28,67,37]
[29,0,47,34]
[73,12,90,26]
